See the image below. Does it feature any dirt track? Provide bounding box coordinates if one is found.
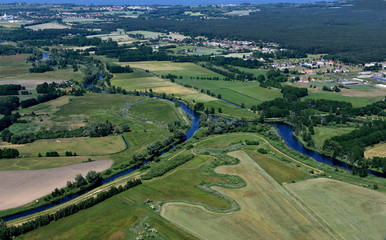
[0,160,112,211]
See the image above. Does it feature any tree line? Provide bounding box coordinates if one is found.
[0,179,142,240]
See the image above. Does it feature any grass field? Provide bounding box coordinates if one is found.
[175,78,282,107]
[1,136,126,158]
[365,142,386,158]
[124,61,223,79]
[304,90,381,107]
[17,154,231,240]
[10,94,182,169]
[2,68,84,83]
[286,178,386,240]
[312,126,355,149]
[161,151,331,240]
[25,23,70,30]
[111,70,198,95]
[128,99,184,125]
[0,54,30,78]
[244,149,308,184]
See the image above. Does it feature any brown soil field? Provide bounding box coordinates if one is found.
[286,178,386,240]
[0,160,112,210]
[364,142,386,158]
[161,151,333,240]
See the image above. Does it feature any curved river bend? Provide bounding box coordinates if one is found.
[273,122,386,178]
[3,100,200,222]
[4,105,384,221]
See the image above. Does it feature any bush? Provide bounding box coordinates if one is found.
[257,148,268,154]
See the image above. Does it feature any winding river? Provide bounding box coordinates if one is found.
[273,122,386,178]
[4,102,385,222]
[3,100,201,222]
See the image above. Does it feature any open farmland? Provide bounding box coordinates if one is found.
[303,89,382,107]
[16,154,230,239]
[25,23,70,30]
[123,61,223,79]
[0,160,112,211]
[175,78,282,107]
[365,142,386,158]
[1,136,126,158]
[161,151,332,240]
[286,178,386,240]
[0,54,30,79]
[2,68,84,82]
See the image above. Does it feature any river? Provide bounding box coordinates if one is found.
[3,99,201,222]
[273,122,386,178]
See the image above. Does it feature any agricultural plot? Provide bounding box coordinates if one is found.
[25,23,70,30]
[161,151,332,240]
[0,54,30,79]
[286,178,386,240]
[175,78,282,107]
[0,160,112,211]
[304,89,382,107]
[87,29,136,44]
[2,68,84,83]
[1,136,126,158]
[17,155,229,240]
[128,99,186,125]
[312,126,355,149]
[365,142,386,158]
[124,61,223,79]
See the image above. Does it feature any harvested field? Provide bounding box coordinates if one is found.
[26,23,70,30]
[365,142,386,158]
[1,136,126,157]
[286,178,386,240]
[0,160,112,210]
[161,151,332,240]
[0,79,63,90]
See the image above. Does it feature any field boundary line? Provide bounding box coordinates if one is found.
[228,150,340,240]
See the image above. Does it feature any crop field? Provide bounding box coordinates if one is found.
[0,54,30,78]
[286,178,386,240]
[161,151,331,240]
[244,150,308,184]
[0,160,112,211]
[234,66,267,77]
[365,142,386,158]
[2,68,84,83]
[87,29,135,43]
[0,155,107,171]
[2,136,126,158]
[17,154,231,240]
[126,30,165,38]
[9,94,181,168]
[312,126,355,149]
[175,78,282,107]
[304,89,382,107]
[128,99,185,125]
[63,18,102,23]
[25,23,70,30]
[123,61,223,79]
